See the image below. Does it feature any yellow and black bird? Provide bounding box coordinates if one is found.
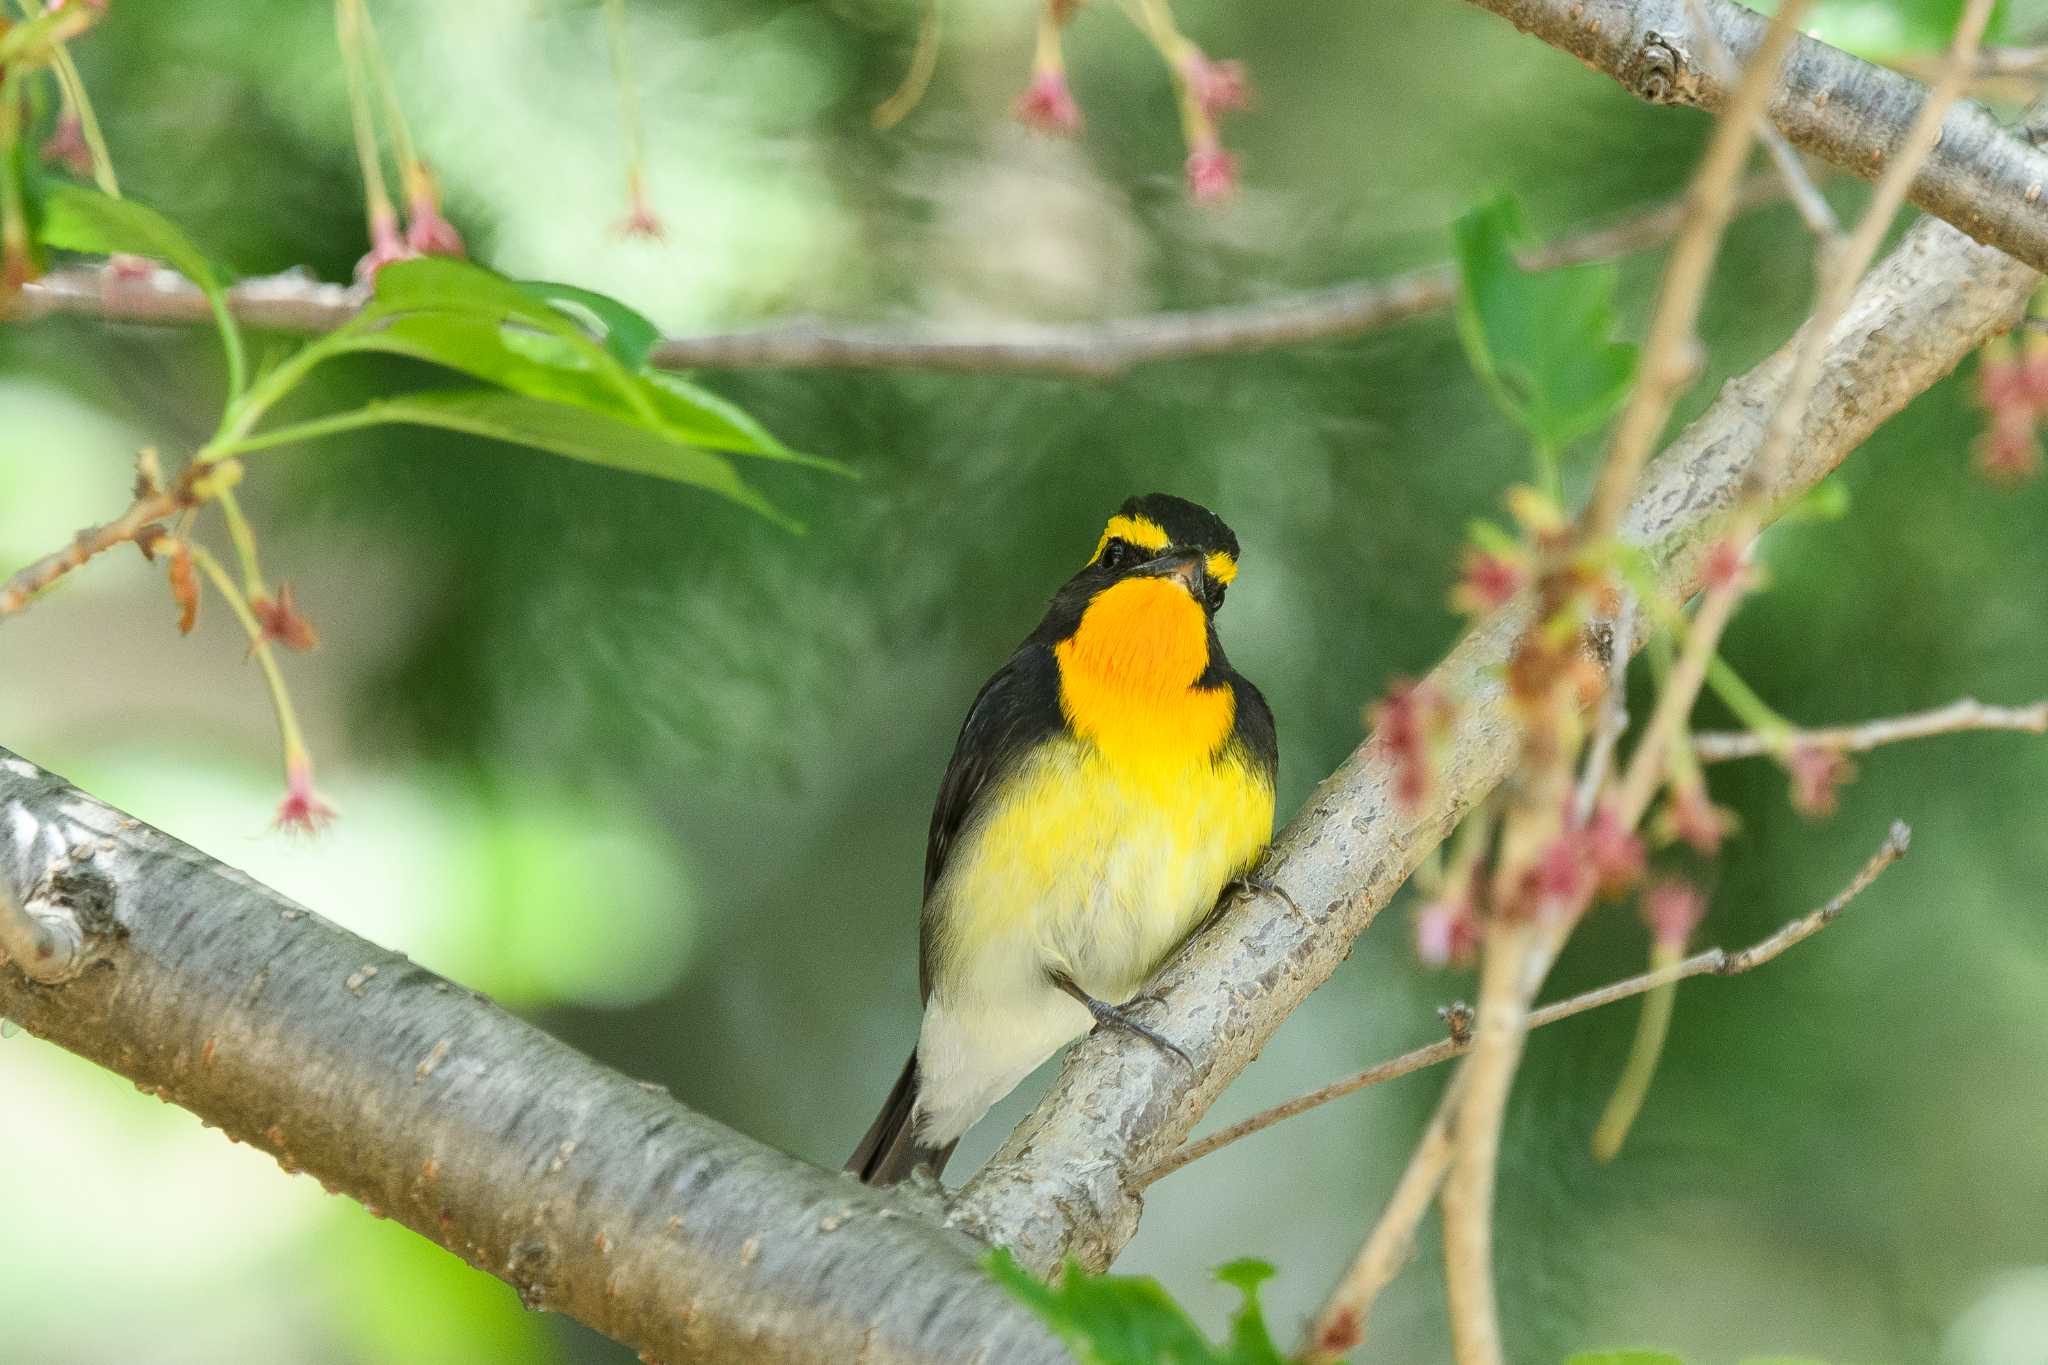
[848,493,1277,1185]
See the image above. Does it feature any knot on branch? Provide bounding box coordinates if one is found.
[1625,33,1697,105]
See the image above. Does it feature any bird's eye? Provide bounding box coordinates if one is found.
[1207,581,1228,611]
[1099,537,1134,571]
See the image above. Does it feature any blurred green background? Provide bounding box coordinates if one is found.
[4,2,2047,1362]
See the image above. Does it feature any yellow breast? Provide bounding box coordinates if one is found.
[929,576,1272,1006]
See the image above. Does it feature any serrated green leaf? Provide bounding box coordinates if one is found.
[988,1250,1293,1365]
[519,279,661,370]
[37,183,247,396]
[1452,193,1638,456]
[331,388,794,529]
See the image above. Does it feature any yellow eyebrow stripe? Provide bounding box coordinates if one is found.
[1206,551,1238,585]
[1091,514,1170,565]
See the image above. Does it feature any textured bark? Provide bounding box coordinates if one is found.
[0,752,1065,1365]
[1462,0,2048,270]
[949,214,2039,1272]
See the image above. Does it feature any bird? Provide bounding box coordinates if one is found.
[848,493,1277,1185]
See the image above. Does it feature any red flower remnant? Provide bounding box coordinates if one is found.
[404,169,466,258]
[1520,832,1594,918]
[276,757,337,836]
[1656,778,1734,857]
[167,540,199,635]
[1784,743,1856,818]
[40,114,91,177]
[252,583,320,653]
[1702,537,1752,594]
[1452,547,1526,616]
[615,170,666,242]
[354,205,413,283]
[1371,678,1454,813]
[1014,67,1082,135]
[1976,403,2041,484]
[1583,802,1646,898]
[1185,136,1238,204]
[1415,861,1484,969]
[1179,50,1250,116]
[1314,1308,1363,1360]
[1640,878,1707,949]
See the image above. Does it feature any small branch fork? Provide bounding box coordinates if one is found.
[1293,821,1912,1360]
[5,182,1784,379]
[1694,697,2048,762]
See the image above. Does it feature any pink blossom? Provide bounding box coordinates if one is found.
[1784,743,1855,818]
[1014,68,1082,135]
[1179,51,1251,116]
[1185,136,1238,204]
[1640,879,1707,949]
[40,115,91,177]
[275,758,337,836]
[354,205,414,283]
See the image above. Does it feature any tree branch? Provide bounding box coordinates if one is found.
[1694,696,2048,761]
[1293,819,1910,1359]
[1456,0,2048,272]
[947,213,2036,1275]
[0,749,1065,1365]
[5,179,1776,380]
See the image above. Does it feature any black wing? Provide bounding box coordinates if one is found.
[1226,670,1279,792]
[918,643,1064,1000]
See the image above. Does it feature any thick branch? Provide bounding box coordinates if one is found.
[1459,0,2048,271]
[3,180,1772,380]
[0,750,1063,1365]
[948,215,2036,1273]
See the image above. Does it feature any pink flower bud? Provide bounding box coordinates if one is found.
[354,205,414,283]
[276,758,337,836]
[1656,779,1734,857]
[1179,51,1250,116]
[1784,743,1855,818]
[1415,892,1481,968]
[1583,802,1647,899]
[1014,68,1082,135]
[1185,136,1238,204]
[1452,548,1526,615]
[40,114,91,177]
[1640,879,1706,949]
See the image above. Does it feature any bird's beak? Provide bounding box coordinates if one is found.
[1138,550,1207,598]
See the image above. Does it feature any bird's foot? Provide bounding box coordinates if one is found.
[1053,974,1192,1068]
[1228,874,1308,922]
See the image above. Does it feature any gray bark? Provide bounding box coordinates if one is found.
[948,214,2039,1272]
[1463,0,2048,271]
[0,753,1065,1365]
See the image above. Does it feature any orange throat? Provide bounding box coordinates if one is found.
[1053,578,1235,772]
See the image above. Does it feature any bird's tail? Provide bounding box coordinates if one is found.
[846,1051,956,1186]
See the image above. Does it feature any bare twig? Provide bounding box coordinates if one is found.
[1681,0,1841,243]
[1299,1074,1466,1363]
[1579,0,1811,543]
[1284,820,1907,1359]
[1615,0,1998,827]
[6,183,1783,378]
[1694,697,2048,761]
[0,486,182,616]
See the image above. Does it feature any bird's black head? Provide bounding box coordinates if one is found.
[1071,493,1241,616]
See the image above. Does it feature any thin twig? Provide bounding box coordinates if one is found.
[0,487,182,616]
[1683,0,1841,244]
[1144,820,1912,1181]
[1284,822,1905,1361]
[1577,0,1813,544]
[1298,1074,1467,1363]
[6,180,1784,378]
[1694,697,2048,761]
[1616,0,1998,827]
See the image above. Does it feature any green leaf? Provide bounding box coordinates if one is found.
[1775,476,1851,525]
[37,183,247,397]
[323,388,794,529]
[1452,193,1638,457]
[988,1250,1292,1365]
[519,280,661,371]
[1564,1353,1687,1365]
[347,260,839,471]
